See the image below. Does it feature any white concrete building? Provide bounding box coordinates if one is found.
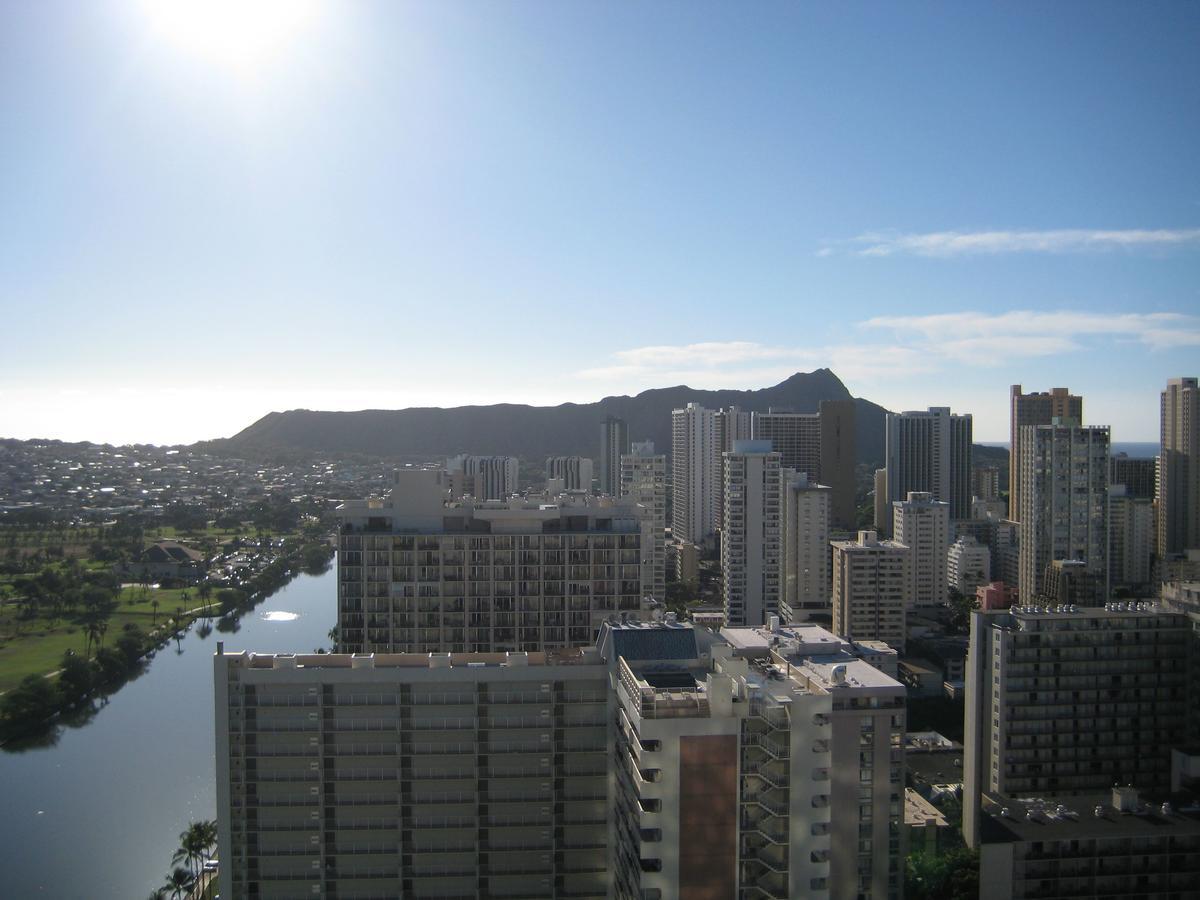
[671,403,720,544]
[721,441,782,627]
[1017,422,1109,604]
[892,491,950,609]
[445,454,519,501]
[780,471,832,620]
[946,535,991,597]
[832,531,910,653]
[885,407,973,520]
[546,456,594,493]
[620,441,667,603]
[336,469,651,654]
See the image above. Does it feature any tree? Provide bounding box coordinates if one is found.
[56,650,95,706]
[151,597,160,624]
[173,820,214,886]
[162,866,195,900]
[1,674,58,727]
[905,846,979,899]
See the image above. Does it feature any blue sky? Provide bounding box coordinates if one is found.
[1,1,1197,444]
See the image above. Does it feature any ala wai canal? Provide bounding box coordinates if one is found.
[0,568,337,898]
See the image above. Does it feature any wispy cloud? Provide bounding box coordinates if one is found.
[863,310,1200,353]
[827,227,1200,257]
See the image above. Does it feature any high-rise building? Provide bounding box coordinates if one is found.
[892,491,950,609]
[780,471,832,620]
[715,405,752,453]
[885,406,973,520]
[545,456,594,492]
[832,530,910,652]
[721,441,782,626]
[1109,485,1154,590]
[446,454,519,501]
[1110,452,1157,501]
[873,468,888,533]
[1009,385,1083,521]
[751,401,857,530]
[971,464,1001,502]
[216,620,907,900]
[336,469,650,653]
[620,441,667,603]
[947,535,991,597]
[599,415,629,496]
[1017,422,1109,603]
[963,604,1192,848]
[1159,376,1200,557]
[671,403,720,544]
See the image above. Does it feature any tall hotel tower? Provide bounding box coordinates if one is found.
[1159,376,1200,557]
[884,407,973,521]
[721,441,782,626]
[671,403,720,543]
[1009,386,1082,522]
[599,415,629,496]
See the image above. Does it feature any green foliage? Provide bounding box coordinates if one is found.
[56,650,95,705]
[0,673,58,726]
[905,846,979,900]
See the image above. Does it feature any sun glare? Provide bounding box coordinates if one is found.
[139,0,322,73]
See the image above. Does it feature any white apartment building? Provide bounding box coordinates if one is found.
[1017,422,1110,604]
[619,441,666,603]
[336,469,651,654]
[832,531,910,653]
[445,454,520,501]
[781,471,832,620]
[546,456,595,493]
[721,441,782,627]
[216,620,906,900]
[885,407,973,520]
[671,403,720,544]
[946,535,991,597]
[892,491,950,609]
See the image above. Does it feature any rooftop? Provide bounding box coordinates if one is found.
[980,791,1200,844]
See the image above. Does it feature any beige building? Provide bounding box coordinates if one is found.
[885,406,973,520]
[1109,485,1154,590]
[671,403,720,544]
[1009,385,1082,522]
[780,471,832,620]
[546,455,594,492]
[620,441,667,602]
[832,531,910,652]
[892,491,950,609]
[1159,376,1200,557]
[445,454,519,501]
[336,469,651,654]
[946,535,991,597]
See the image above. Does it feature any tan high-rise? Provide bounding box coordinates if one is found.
[1159,376,1200,557]
[1009,385,1082,521]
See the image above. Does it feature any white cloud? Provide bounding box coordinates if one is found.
[840,228,1200,257]
[863,310,1200,353]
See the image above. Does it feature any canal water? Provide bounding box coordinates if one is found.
[0,568,337,898]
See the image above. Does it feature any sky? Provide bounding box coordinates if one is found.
[1,1,1198,445]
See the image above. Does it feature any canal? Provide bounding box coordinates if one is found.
[0,567,337,898]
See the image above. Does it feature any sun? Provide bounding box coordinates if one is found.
[139,0,322,74]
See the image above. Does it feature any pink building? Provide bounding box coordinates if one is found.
[976,581,1017,611]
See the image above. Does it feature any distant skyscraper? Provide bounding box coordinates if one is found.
[445,454,519,500]
[620,441,667,602]
[1109,485,1153,590]
[832,530,910,652]
[599,415,628,495]
[671,403,720,543]
[545,455,593,492]
[780,470,832,620]
[751,400,857,529]
[1159,376,1200,557]
[1017,422,1109,603]
[1110,453,1157,500]
[721,441,782,626]
[715,405,752,453]
[892,491,950,609]
[885,406,973,520]
[1009,385,1083,521]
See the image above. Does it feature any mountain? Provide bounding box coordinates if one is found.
[206,370,891,465]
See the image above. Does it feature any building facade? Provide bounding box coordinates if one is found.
[619,442,667,603]
[546,456,595,493]
[599,416,629,496]
[780,471,832,620]
[1110,453,1157,501]
[1159,376,1200,557]
[947,536,991,597]
[721,441,782,627]
[1009,386,1083,522]
[446,454,519,501]
[1016,423,1110,604]
[337,470,650,654]
[885,407,973,521]
[832,531,910,652]
[1109,485,1154,591]
[671,403,720,544]
[891,491,950,609]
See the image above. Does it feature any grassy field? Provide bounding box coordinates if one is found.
[0,585,211,694]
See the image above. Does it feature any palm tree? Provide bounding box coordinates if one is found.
[151,598,160,625]
[174,820,214,886]
[162,866,194,900]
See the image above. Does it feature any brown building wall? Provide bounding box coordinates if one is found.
[678,734,739,900]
